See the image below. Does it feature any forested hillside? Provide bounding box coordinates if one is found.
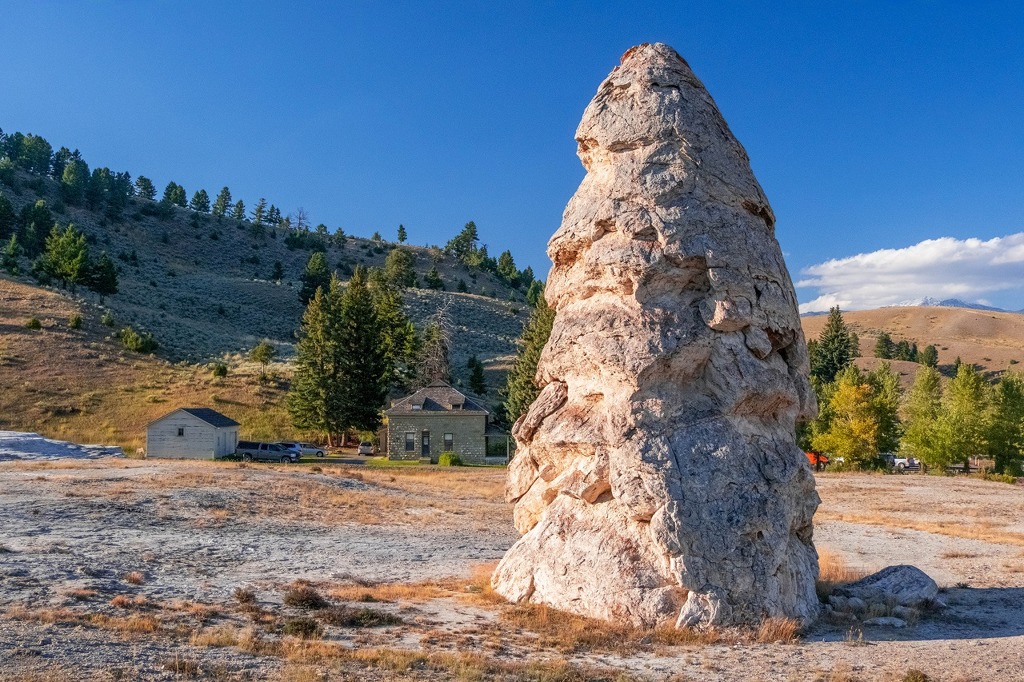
[0,127,539,393]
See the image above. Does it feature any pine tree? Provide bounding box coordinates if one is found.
[900,366,942,466]
[497,250,518,286]
[19,199,54,256]
[397,224,407,243]
[190,189,210,213]
[271,260,284,283]
[873,332,894,359]
[251,198,267,226]
[288,279,345,441]
[525,280,544,307]
[369,273,417,391]
[810,307,855,385]
[987,373,1024,474]
[212,187,232,218]
[231,200,246,221]
[41,223,90,290]
[60,159,90,206]
[502,294,555,425]
[88,251,119,301]
[444,221,479,263]
[468,355,487,395]
[335,267,389,433]
[383,247,415,289]
[423,264,444,290]
[299,252,331,305]
[1,234,21,274]
[0,191,15,240]
[135,176,156,200]
[162,182,186,207]
[918,345,939,368]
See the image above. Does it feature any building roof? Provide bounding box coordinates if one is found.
[385,381,489,416]
[150,407,240,428]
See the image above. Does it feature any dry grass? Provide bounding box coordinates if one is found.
[816,546,869,599]
[189,624,240,647]
[754,617,800,643]
[123,570,145,585]
[67,588,98,601]
[282,583,329,609]
[110,594,149,609]
[817,511,1024,548]
[5,605,161,635]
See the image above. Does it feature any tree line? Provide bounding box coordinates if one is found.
[802,307,1024,475]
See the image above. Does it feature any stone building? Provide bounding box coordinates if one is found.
[146,407,240,459]
[382,382,508,463]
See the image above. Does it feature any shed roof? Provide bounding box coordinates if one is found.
[385,381,489,416]
[150,407,240,428]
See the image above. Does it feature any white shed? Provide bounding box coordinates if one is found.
[146,407,240,459]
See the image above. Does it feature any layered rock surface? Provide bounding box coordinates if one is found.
[492,43,821,628]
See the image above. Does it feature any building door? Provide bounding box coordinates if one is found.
[421,431,431,457]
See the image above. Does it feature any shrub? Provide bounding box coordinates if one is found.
[282,616,322,639]
[25,317,41,330]
[118,326,158,353]
[100,310,115,327]
[233,587,257,605]
[123,571,145,585]
[68,314,82,329]
[282,584,328,609]
[211,363,228,378]
[318,605,403,627]
[437,452,463,467]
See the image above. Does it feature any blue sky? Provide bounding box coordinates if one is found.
[2,2,1023,310]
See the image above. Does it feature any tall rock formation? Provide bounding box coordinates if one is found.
[492,43,820,628]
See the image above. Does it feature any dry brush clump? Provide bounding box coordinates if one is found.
[282,583,329,609]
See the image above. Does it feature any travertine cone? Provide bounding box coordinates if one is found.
[491,43,820,628]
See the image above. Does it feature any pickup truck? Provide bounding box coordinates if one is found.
[236,441,299,463]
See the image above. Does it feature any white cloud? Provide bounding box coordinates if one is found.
[797,233,1024,313]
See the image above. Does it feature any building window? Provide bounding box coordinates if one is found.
[404,432,415,451]
[443,433,454,451]
[177,427,184,437]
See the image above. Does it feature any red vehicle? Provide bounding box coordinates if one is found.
[805,451,829,471]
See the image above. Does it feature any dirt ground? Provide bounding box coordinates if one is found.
[1,460,1022,681]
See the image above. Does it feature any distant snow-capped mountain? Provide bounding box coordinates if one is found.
[886,297,1006,312]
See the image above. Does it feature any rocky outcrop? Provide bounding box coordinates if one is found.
[837,565,940,608]
[492,43,820,628]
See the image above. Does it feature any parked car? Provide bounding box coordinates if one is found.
[236,441,298,463]
[894,456,920,472]
[280,442,325,457]
[357,441,374,455]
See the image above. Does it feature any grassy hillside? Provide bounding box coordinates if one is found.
[801,306,1024,382]
[1,167,531,394]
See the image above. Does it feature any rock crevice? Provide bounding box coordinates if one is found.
[492,43,820,628]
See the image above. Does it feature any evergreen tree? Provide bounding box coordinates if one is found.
[873,332,894,359]
[525,279,544,307]
[271,260,284,283]
[0,191,15,240]
[423,264,444,290]
[19,200,54,256]
[810,307,855,384]
[918,345,939,368]
[336,268,389,433]
[85,167,112,210]
[468,355,487,395]
[162,182,186,207]
[41,223,90,290]
[250,340,277,380]
[288,279,346,441]
[810,366,879,469]
[867,362,902,453]
[444,221,479,263]
[267,204,282,226]
[251,198,267,226]
[51,146,74,179]
[60,159,90,205]
[397,224,407,243]
[299,251,331,305]
[497,249,519,286]
[457,278,468,293]
[231,199,246,221]
[1,234,21,274]
[383,247,415,289]
[88,251,118,301]
[502,294,555,425]
[135,176,156,200]
[190,189,210,213]
[987,373,1024,474]
[368,272,417,391]
[900,366,943,467]
[894,340,913,361]
[520,265,535,288]
[212,187,232,218]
